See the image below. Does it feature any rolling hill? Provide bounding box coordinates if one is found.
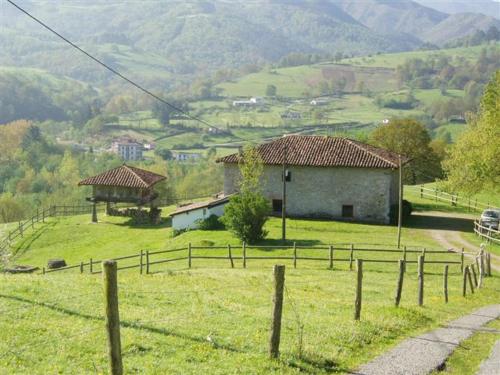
[415,0,500,19]
[0,0,496,88]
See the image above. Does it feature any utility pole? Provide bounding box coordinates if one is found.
[282,143,287,242]
[397,154,403,249]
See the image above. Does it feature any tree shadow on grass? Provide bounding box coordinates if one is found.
[12,221,58,259]
[285,353,352,374]
[251,239,321,248]
[405,214,474,232]
[113,217,172,229]
[0,293,242,354]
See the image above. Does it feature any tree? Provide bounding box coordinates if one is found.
[265,84,277,97]
[155,147,172,160]
[444,71,500,195]
[0,193,25,223]
[370,119,443,183]
[220,146,270,243]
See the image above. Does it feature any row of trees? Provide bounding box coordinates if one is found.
[396,47,500,91]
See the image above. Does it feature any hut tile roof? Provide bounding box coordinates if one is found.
[78,165,166,189]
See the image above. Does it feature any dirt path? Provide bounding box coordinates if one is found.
[355,305,500,375]
[412,211,500,272]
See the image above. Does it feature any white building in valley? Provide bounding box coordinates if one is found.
[111,139,143,161]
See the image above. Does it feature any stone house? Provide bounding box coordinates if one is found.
[217,135,403,224]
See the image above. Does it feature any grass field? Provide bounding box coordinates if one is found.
[2,207,500,373]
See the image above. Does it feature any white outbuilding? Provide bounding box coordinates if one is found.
[170,195,230,231]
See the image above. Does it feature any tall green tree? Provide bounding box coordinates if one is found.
[444,71,500,195]
[221,145,270,244]
[370,118,443,184]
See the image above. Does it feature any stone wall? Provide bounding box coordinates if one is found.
[223,163,398,223]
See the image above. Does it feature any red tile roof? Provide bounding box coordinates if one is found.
[217,135,403,169]
[78,165,166,189]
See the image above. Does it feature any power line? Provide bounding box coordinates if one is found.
[6,0,223,133]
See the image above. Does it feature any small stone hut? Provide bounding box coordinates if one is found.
[78,164,166,223]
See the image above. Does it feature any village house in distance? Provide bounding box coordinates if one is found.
[111,138,143,161]
[217,135,404,224]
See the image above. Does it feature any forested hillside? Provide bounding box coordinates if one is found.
[0,0,497,88]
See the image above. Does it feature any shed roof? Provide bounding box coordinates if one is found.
[170,195,231,216]
[78,165,166,189]
[217,135,404,169]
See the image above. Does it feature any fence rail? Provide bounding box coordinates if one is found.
[0,204,106,255]
[42,243,467,275]
[406,185,498,212]
[474,220,500,244]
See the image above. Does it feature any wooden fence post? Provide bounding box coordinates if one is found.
[354,259,363,320]
[487,253,492,276]
[42,208,45,223]
[90,258,93,274]
[42,267,45,275]
[395,259,405,307]
[329,245,333,269]
[140,250,144,275]
[418,255,424,306]
[435,187,438,202]
[102,260,123,375]
[478,250,484,288]
[460,248,464,273]
[443,265,449,303]
[228,244,234,268]
[462,267,467,297]
[19,222,23,237]
[243,242,247,269]
[80,261,84,274]
[470,263,478,287]
[467,266,475,294]
[31,216,34,229]
[146,250,150,275]
[403,246,407,273]
[188,243,192,269]
[349,244,354,271]
[269,264,285,359]
[293,242,297,269]
[420,185,423,198]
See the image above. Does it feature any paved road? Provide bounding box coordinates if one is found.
[477,340,500,375]
[355,305,500,375]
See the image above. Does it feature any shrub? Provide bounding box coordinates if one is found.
[196,214,225,230]
[220,192,270,244]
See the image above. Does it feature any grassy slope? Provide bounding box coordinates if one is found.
[341,43,500,69]
[2,209,500,373]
